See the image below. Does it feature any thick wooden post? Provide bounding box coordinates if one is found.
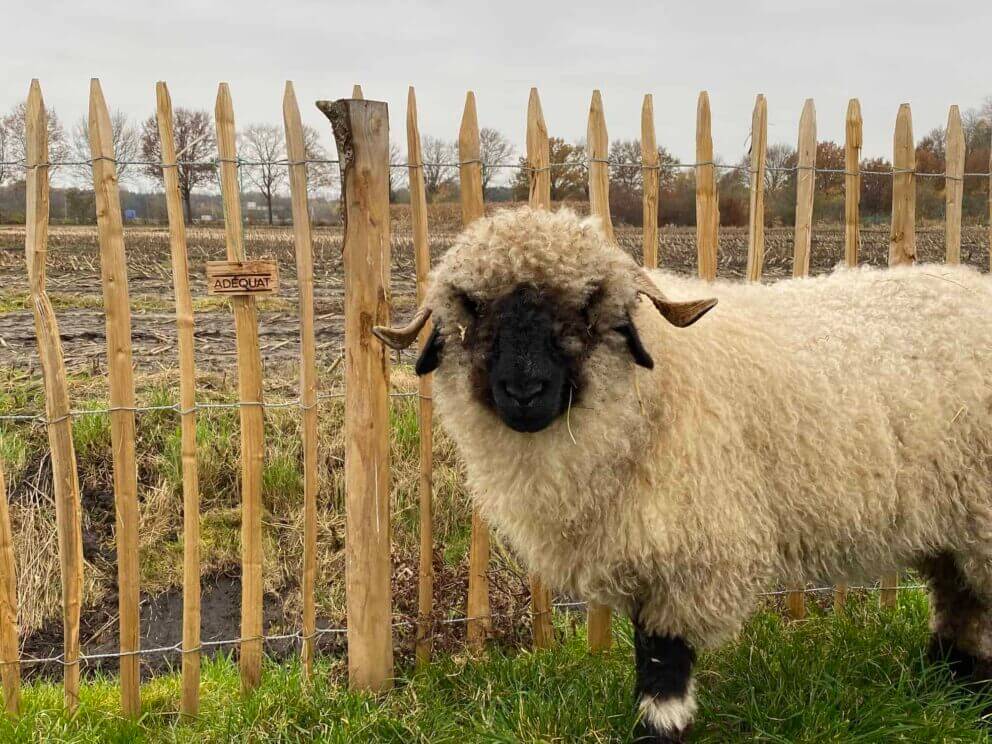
[0,461,19,716]
[889,104,916,267]
[156,81,201,715]
[792,99,816,279]
[89,79,141,717]
[584,88,614,651]
[319,96,394,690]
[457,91,493,650]
[283,81,319,679]
[844,99,863,268]
[641,94,659,269]
[587,90,615,245]
[945,105,965,265]
[24,79,84,713]
[746,94,767,282]
[407,86,435,666]
[696,92,718,280]
[215,83,266,689]
[525,88,556,650]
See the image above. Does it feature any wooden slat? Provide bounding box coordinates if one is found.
[945,105,965,265]
[88,79,141,718]
[695,92,717,280]
[407,86,435,666]
[878,106,915,610]
[587,90,615,244]
[215,83,266,690]
[746,94,767,282]
[155,81,201,716]
[0,460,19,716]
[457,91,492,650]
[585,88,614,652]
[24,79,84,713]
[319,96,394,690]
[889,104,916,267]
[525,87,555,651]
[641,94,659,269]
[352,84,364,99]
[784,98,816,621]
[792,98,816,278]
[283,81,319,680]
[844,99,863,268]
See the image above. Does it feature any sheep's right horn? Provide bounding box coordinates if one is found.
[372,306,432,350]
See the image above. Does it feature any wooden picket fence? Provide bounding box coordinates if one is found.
[0,78,990,719]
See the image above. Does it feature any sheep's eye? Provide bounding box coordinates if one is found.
[457,291,485,319]
[581,283,606,326]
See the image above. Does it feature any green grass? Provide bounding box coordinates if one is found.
[4,592,991,742]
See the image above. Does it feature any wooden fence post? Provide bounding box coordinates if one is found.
[0,460,19,716]
[215,83,267,690]
[352,85,364,99]
[641,94,659,269]
[879,103,915,609]
[945,105,965,265]
[283,81,319,680]
[457,92,493,650]
[24,79,84,713]
[783,98,816,621]
[406,86,435,666]
[696,92,718,280]
[587,90,615,245]
[155,81,202,715]
[889,104,916,267]
[792,99,816,278]
[525,88,556,651]
[318,96,394,690]
[88,79,141,717]
[746,94,767,282]
[844,99,862,268]
[585,89,614,652]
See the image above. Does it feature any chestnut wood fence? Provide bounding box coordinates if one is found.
[0,78,990,718]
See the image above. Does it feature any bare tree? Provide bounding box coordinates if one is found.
[70,110,140,185]
[141,107,217,225]
[389,141,406,201]
[764,143,795,194]
[0,101,69,184]
[239,124,286,225]
[421,135,456,200]
[302,124,335,191]
[479,128,515,190]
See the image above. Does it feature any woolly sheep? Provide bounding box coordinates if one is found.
[374,206,992,743]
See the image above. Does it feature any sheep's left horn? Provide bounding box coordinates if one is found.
[634,271,717,328]
[372,306,432,350]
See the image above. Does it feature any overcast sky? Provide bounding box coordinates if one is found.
[5,0,992,171]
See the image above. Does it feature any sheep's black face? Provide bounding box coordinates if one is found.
[484,286,573,432]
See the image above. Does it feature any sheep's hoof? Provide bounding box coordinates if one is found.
[632,720,690,743]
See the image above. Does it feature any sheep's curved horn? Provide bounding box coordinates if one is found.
[634,271,717,328]
[372,306,432,350]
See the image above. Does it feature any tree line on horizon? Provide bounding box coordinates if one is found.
[0,98,989,227]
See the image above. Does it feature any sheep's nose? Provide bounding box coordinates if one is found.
[503,378,545,406]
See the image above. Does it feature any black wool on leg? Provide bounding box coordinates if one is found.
[632,626,697,743]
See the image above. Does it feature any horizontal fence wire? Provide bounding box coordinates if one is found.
[1,157,990,178]
[0,584,928,669]
[0,392,425,426]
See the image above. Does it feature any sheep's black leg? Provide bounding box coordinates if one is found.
[632,625,696,743]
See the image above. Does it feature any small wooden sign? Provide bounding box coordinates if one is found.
[207,260,279,296]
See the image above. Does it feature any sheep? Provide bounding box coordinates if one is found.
[373,206,992,743]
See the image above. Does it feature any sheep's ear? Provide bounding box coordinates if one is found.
[372,306,432,350]
[634,272,717,328]
[414,323,444,375]
[615,320,654,369]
